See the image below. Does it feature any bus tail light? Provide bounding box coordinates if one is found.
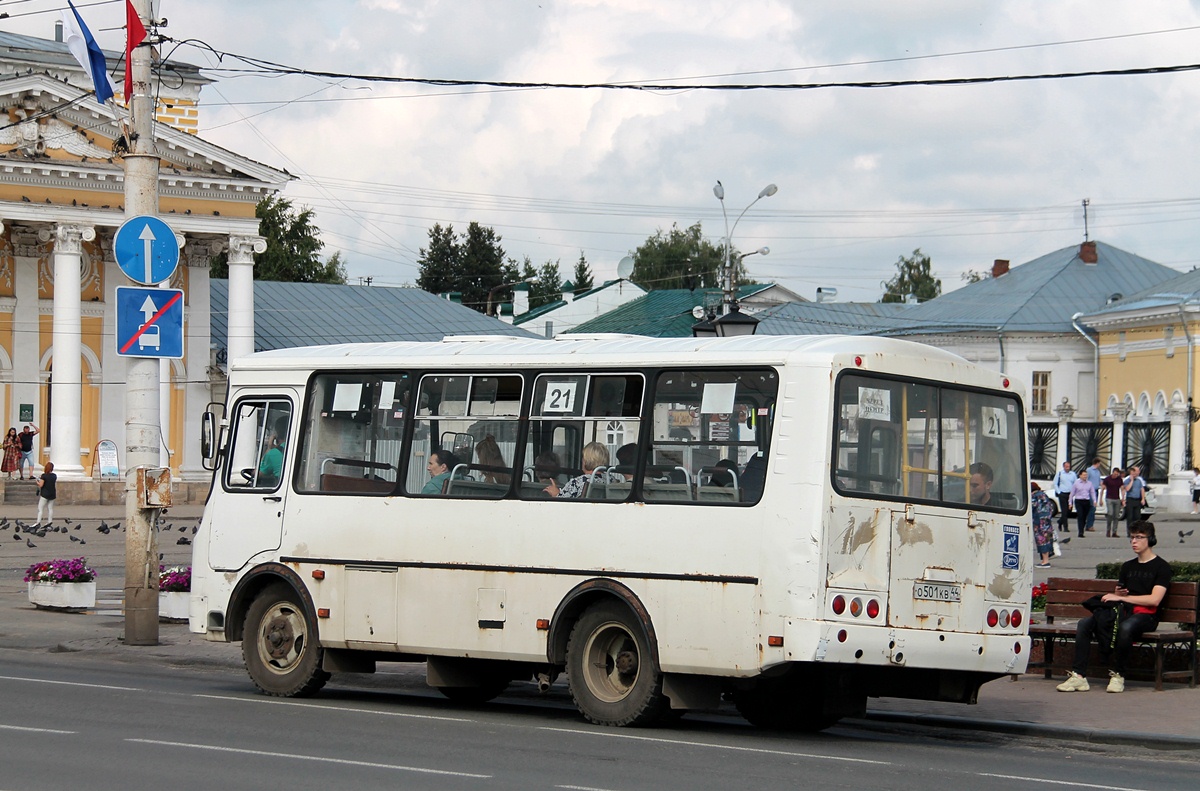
[536,619,550,630]
[1014,641,1022,654]
[767,635,784,647]
[1010,609,1023,628]
[849,597,863,617]
[832,595,846,615]
[999,609,1011,628]
[837,629,847,643]
[317,608,330,618]
[311,569,325,580]
[866,599,880,619]
[986,609,999,628]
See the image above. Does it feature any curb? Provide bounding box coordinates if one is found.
[861,710,1200,751]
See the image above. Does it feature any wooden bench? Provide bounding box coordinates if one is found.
[1027,577,1198,690]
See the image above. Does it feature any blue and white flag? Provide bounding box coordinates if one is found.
[62,1,116,105]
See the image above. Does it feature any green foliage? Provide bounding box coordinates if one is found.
[210,195,346,284]
[881,248,940,303]
[416,222,508,313]
[631,222,745,291]
[572,252,594,295]
[516,256,563,310]
[1097,561,1200,582]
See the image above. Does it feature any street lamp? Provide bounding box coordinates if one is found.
[694,181,777,337]
[486,276,538,317]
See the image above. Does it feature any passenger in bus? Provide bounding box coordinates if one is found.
[968,461,993,506]
[741,452,767,501]
[258,415,289,486]
[710,458,739,488]
[544,441,608,498]
[422,448,459,494]
[615,443,638,480]
[475,435,510,485]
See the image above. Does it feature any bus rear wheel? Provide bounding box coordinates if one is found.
[242,583,329,697]
[567,602,667,727]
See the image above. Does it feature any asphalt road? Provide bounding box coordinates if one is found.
[1,648,1197,791]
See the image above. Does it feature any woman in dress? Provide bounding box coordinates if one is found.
[1,427,19,478]
[1031,482,1055,568]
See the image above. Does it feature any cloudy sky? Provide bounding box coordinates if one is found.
[10,1,1200,301]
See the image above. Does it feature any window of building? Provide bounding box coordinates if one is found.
[1031,371,1050,414]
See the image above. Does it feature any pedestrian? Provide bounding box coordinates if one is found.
[1084,458,1104,532]
[1122,466,1148,536]
[1,427,19,478]
[1070,473,1096,538]
[1056,520,1172,694]
[17,422,38,479]
[34,461,56,527]
[1031,482,1055,568]
[1191,467,1200,515]
[1051,461,1077,541]
[1100,466,1125,537]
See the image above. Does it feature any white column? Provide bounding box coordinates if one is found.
[1053,397,1075,467]
[12,228,41,447]
[1109,403,1129,471]
[1165,398,1191,512]
[223,234,265,362]
[43,223,94,479]
[179,249,213,481]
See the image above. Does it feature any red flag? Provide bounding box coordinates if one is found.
[124,0,147,105]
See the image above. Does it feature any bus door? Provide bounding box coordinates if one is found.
[208,394,295,571]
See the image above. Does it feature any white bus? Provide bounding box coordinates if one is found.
[191,334,1031,731]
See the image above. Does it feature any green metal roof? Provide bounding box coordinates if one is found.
[571,285,769,337]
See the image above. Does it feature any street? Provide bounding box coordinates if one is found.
[1,645,1197,791]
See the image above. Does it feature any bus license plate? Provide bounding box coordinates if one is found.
[913,582,961,602]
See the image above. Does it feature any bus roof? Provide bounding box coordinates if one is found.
[228,334,990,377]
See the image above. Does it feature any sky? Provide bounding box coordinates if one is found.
[8,0,1200,302]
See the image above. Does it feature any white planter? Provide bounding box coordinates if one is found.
[159,591,189,621]
[27,581,96,610]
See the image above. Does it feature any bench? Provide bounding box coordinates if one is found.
[1027,577,1198,690]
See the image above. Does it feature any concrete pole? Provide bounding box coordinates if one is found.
[124,0,160,645]
[45,223,93,478]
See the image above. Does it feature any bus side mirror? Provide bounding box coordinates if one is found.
[200,411,216,469]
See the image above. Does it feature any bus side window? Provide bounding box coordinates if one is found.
[224,398,292,492]
[295,374,406,495]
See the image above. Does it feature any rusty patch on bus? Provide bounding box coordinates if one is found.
[897,520,934,546]
[987,574,1015,599]
[838,513,877,554]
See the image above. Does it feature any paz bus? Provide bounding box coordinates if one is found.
[191,334,1031,730]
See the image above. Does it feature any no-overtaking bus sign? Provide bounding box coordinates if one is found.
[115,286,184,359]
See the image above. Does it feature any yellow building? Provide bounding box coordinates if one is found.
[0,30,289,485]
[1079,268,1200,511]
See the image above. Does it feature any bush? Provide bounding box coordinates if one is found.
[1097,561,1200,582]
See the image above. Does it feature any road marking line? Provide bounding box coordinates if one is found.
[980,773,1153,791]
[193,693,474,722]
[0,724,76,735]
[0,675,141,692]
[125,739,491,778]
[537,726,889,765]
[557,785,620,791]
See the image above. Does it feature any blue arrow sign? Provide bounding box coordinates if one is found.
[116,286,184,359]
[114,215,180,285]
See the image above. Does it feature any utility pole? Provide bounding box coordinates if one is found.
[123,0,160,645]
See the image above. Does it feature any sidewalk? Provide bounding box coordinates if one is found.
[2,504,1198,748]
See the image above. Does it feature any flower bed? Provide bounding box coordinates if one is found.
[159,565,191,593]
[24,557,96,584]
[25,557,97,610]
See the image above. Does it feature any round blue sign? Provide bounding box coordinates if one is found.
[114,215,180,285]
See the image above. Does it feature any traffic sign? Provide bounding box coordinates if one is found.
[114,215,180,285]
[116,286,184,359]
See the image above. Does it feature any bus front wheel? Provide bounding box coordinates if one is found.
[566,602,667,727]
[242,583,329,697]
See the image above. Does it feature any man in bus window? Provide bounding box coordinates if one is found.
[968,461,993,506]
[422,448,458,494]
[258,415,289,486]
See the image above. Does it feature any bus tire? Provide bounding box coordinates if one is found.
[566,601,667,727]
[733,679,838,732]
[242,583,329,697]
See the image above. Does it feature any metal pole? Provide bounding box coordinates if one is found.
[124,0,160,645]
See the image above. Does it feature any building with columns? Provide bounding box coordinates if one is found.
[0,31,290,484]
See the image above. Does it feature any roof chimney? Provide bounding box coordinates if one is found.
[55,21,63,43]
[1079,240,1098,264]
[815,287,838,303]
[991,259,1010,278]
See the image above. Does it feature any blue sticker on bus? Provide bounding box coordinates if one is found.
[1002,552,1019,569]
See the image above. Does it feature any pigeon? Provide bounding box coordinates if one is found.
[179,525,187,532]
[78,539,85,545]
[11,533,19,541]
[1180,529,1195,538]
[26,538,35,547]
[69,535,80,543]
[97,520,109,533]
[176,537,191,546]
[73,525,81,531]
[63,518,71,525]
[192,526,198,535]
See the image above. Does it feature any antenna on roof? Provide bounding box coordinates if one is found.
[1082,198,1090,242]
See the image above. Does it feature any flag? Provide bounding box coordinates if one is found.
[62,2,116,105]
[125,0,148,105]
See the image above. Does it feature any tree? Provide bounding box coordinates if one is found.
[881,248,941,303]
[630,222,745,291]
[210,195,347,283]
[415,221,509,313]
[572,252,594,294]
[533,259,562,309]
[962,269,992,285]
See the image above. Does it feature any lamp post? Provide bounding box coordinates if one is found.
[694,181,776,337]
[486,276,538,317]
